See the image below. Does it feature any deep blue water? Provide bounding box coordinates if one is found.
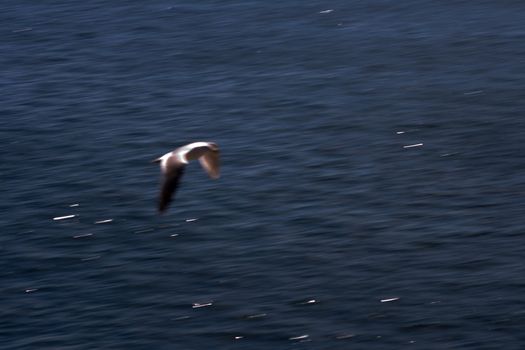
[2,1,525,349]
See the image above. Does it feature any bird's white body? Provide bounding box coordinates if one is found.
[158,141,213,168]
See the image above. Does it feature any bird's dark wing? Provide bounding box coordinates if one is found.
[158,159,185,213]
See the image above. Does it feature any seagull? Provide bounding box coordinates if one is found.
[153,142,220,213]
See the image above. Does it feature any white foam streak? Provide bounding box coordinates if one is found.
[53,215,76,221]
[403,143,423,149]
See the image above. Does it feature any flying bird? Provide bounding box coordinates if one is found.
[153,142,220,213]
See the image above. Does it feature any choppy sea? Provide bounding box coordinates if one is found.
[2,1,525,349]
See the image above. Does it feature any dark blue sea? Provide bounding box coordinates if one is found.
[2,1,525,349]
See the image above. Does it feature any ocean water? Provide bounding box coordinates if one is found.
[2,1,525,349]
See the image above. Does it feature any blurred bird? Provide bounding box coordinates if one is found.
[153,142,220,213]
